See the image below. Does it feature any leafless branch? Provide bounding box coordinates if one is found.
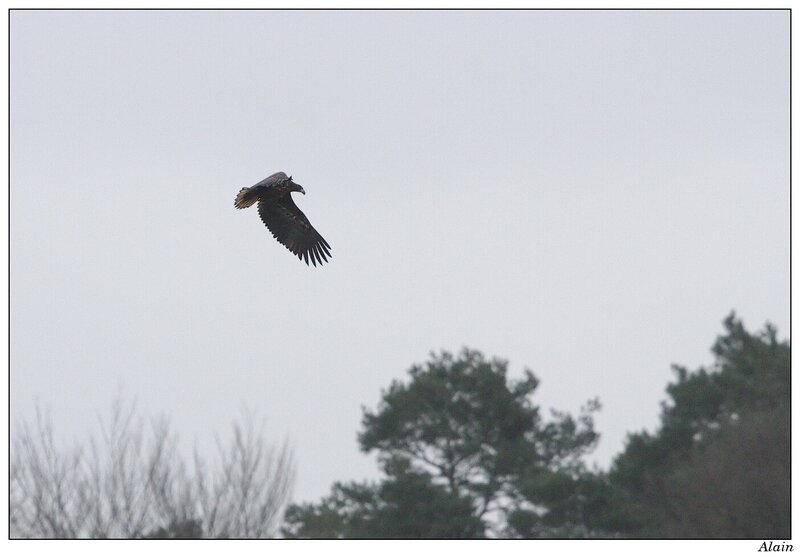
[11,399,294,539]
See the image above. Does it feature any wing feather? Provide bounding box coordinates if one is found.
[257,195,332,266]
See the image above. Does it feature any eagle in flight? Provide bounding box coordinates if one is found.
[235,172,332,266]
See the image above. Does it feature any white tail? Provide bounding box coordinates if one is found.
[234,187,257,209]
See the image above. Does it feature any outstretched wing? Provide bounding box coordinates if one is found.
[257,196,332,266]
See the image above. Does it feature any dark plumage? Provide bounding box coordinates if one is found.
[235,172,332,266]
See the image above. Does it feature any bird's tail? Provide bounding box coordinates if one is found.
[234,187,258,209]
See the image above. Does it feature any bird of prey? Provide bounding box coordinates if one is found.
[235,172,332,266]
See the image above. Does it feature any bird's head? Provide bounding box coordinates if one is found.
[288,176,305,195]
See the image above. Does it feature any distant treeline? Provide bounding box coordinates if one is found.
[282,312,789,539]
[10,312,789,539]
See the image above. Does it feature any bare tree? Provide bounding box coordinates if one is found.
[10,399,295,539]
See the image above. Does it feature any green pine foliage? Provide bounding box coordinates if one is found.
[608,312,790,537]
[286,348,600,537]
[283,313,789,539]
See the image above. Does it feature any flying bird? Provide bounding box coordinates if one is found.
[235,172,332,266]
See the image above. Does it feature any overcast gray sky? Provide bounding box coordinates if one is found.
[11,10,789,503]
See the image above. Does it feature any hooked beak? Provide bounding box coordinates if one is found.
[298,186,306,195]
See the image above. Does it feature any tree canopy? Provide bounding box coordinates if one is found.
[287,348,601,537]
[284,314,789,539]
[282,457,483,538]
[608,312,790,537]
[12,312,787,539]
